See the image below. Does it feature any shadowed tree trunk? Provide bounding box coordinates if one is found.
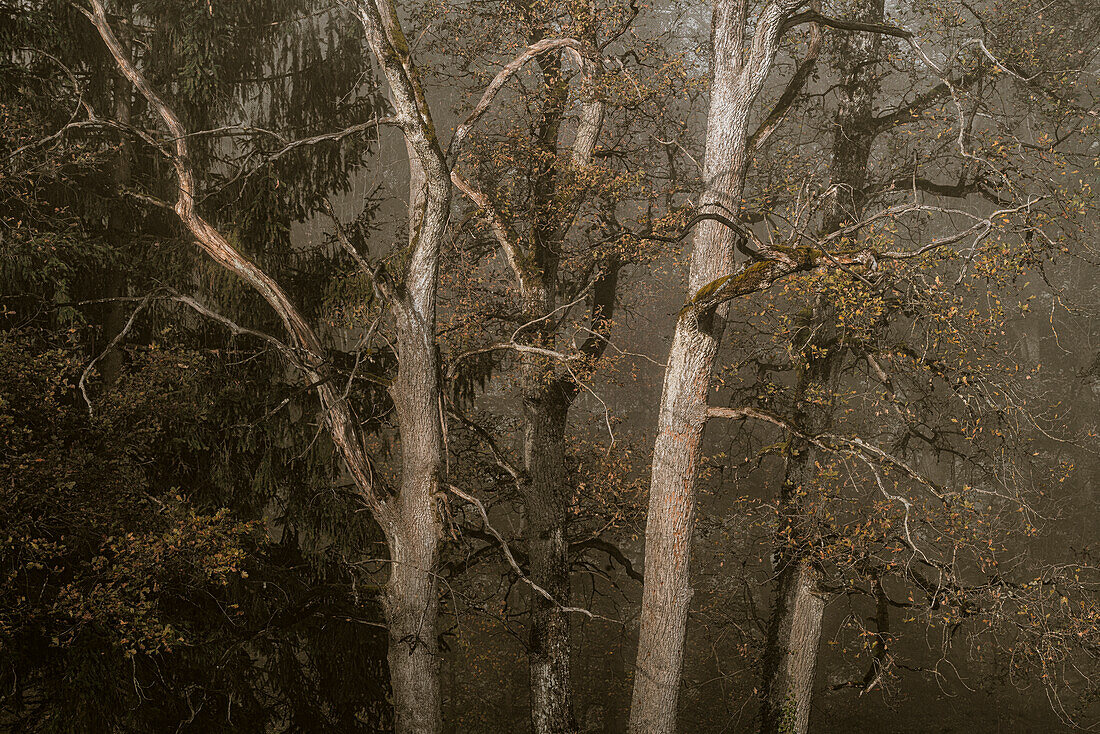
[98,8,132,388]
[451,29,608,733]
[524,375,577,734]
[522,49,581,734]
[758,306,842,734]
[522,262,616,734]
[759,4,885,732]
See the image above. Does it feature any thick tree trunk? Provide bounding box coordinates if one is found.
[87,4,451,732]
[759,5,884,731]
[350,3,454,730]
[820,1,884,235]
[385,533,441,734]
[382,294,446,734]
[759,557,826,734]
[523,381,577,734]
[629,3,802,731]
[519,262,616,734]
[446,29,606,730]
[629,312,719,734]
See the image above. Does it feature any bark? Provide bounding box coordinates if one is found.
[521,48,580,734]
[383,315,445,733]
[524,378,577,734]
[759,5,885,732]
[520,253,616,734]
[452,30,607,733]
[820,0,885,235]
[352,2,453,731]
[87,3,451,732]
[759,558,826,734]
[628,3,803,732]
[758,319,840,734]
[521,44,612,729]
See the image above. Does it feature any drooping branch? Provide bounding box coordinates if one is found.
[571,537,643,583]
[631,210,769,255]
[444,405,527,488]
[683,196,1044,314]
[320,197,400,307]
[450,170,534,292]
[82,0,387,516]
[210,118,399,195]
[78,291,155,416]
[445,484,611,621]
[447,37,587,162]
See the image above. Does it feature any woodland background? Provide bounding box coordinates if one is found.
[2,0,1099,732]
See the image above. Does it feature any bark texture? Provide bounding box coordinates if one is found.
[759,5,885,732]
[759,558,827,734]
[352,3,453,730]
[88,2,451,732]
[451,30,607,733]
[758,321,840,734]
[628,3,803,731]
[524,378,577,734]
[521,47,583,734]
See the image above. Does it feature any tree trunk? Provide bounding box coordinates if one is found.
[350,2,454,730]
[524,380,578,734]
[518,261,616,734]
[87,4,451,732]
[759,558,826,734]
[629,3,802,731]
[381,174,449,734]
[514,35,607,733]
[759,5,884,731]
[758,324,840,734]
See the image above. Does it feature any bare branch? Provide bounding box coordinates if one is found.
[445,484,615,621]
[79,291,155,416]
[320,197,400,307]
[447,37,587,162]
[748,19,823,155]
[782,10,913,40]
[450,171,533,291]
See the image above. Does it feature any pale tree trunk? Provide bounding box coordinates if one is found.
[353,2,452,731]
[87,2,451,732]
[384,314,445,732]
[628,3,804,732]
[758,5,885,732]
